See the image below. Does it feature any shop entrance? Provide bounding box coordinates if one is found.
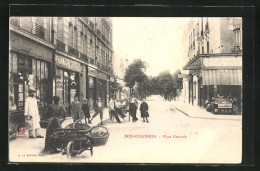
[55,68,79,116]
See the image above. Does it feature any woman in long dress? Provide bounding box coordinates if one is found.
[140,99,149,123]
[43,96,67,153]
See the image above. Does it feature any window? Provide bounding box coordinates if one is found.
[9,53,50,111]
[54,69,79,107]
[234,28,242,50]
[193,29,195,47]
[207,41,209,53]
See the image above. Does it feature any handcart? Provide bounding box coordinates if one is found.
[50,120,93,158]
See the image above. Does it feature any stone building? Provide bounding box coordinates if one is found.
[9,17,115,122]
[181,17,242,113]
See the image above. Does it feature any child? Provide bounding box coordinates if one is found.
[140,98,149,123]
[82,99,90,124]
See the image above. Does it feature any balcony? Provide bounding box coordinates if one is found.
[102,35,106,41]
[97,29,101,37]
[89,58,95,64]
[89,21,94,30]
[56,39,65,52]
[80,53,88,62]
[35,25,46,39]
[68,46,79,58]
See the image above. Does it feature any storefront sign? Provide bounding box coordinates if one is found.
[88,66,97,77]
[98,72,108,80]
[178,74,187,79]
[55,54,81,72]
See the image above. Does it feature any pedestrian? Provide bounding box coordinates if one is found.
[82,99,91,124]
[140,98,149,123]
[114,98,126,119]
[129,94,138,122]
[24,88,44,138]
[43,96,67,153]
[89,98,103,125]
[109,96,121,123]
[71,96,84,123]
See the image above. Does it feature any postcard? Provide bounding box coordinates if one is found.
[9,16,242,163]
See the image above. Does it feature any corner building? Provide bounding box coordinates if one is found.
[182,18,242,114]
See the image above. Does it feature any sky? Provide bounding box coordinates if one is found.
[112,17,189,77]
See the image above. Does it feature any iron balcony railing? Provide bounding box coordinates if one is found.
[56,39,65,52]
[68,46,79,58]
[89,21,94,30]
[102,35,106,41]
[35,25,46,39]
[80,53,88,62]
[97,29,101,37]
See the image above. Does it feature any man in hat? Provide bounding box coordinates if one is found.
[24,88,44,138]
[129,94,138,122]
[89,98,104,125]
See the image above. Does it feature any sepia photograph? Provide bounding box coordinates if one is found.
[9,16,243,163]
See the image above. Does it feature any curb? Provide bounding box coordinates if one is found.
[172,106,241,121]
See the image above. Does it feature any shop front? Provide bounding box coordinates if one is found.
[54,54,81,116]
[202,69,242,113]
[88,66,97,110]
[9,32,53,123]
[97,71,109,107]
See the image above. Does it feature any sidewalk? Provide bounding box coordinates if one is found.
[171,100,242,121]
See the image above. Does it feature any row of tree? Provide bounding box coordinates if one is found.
[123,59,183,100]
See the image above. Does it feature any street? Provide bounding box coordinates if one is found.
[9,95,242,163]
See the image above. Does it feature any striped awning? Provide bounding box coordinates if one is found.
[202,69,242,85]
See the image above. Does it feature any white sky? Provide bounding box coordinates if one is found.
[113,17,189,77]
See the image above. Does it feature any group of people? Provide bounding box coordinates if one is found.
[24,88,150,153]
[109,94,150,123]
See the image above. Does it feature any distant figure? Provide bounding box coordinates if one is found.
[71,96,84,122]
[24,88,43,138]
[129,94,138,122]
[82,99,91,124]
[89,98,103,125]
[109,96,121,123]
[140,98,149,123]
[44,96,66,153]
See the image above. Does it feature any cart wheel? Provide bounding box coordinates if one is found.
[67,141,76,158]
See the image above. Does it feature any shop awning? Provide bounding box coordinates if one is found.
[202,69,242,85]
[183,55,201,70]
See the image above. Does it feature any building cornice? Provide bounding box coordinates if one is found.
[10,25,55,50]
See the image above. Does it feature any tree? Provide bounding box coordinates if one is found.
[158,71,174,100]
[124,59,148,94]
[172,69,183,99]
[110,76,122,97]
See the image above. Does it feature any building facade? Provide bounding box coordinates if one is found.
[181,17,242,114]
[9,17,115,122]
